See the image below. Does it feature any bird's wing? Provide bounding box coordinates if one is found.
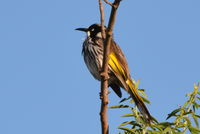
[110,41,131,79]
[108,51,129,91]
[108,41,152,122]
[108,40,132,88]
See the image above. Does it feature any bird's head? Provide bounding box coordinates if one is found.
[76,24,106,38]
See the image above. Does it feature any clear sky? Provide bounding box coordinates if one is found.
[0,0,199,134]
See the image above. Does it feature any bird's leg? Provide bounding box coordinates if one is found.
[100,70,110,80]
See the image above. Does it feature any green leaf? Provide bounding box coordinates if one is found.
[192,114,199,128]
[151,116,159,123]
[193,104,196,112]
[119,127,136,133]
[194,114,200,118]
[176,122,187,128]
[166,108,181,120]
[138,89,145,92]
[157,122,175,127]
[182,100,189,108]
[129,99,134,103]
[183,110,192,116]
[141,96,150,104]
[186,92,193,97]
[194,83,199,92]
[183,116,191,126]
[138,88,147,98]
[119,121,135,127]
[119,96,131,103]
[109,105,129,109]
[121,113,135,117]
[193,101,200,108]
[172,132,184,134]
[152,122,174,131]
[146,130,162,134]
[188,126,200,133]
[163,127,173,134]
[133,79,140,89]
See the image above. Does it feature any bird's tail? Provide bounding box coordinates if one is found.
[126,79,152,123]
[108,52,152,122]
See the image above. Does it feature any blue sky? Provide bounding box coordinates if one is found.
[0,0,199,134]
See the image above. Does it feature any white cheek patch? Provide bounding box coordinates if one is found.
[96,32,102,38]
[87,31,90,37]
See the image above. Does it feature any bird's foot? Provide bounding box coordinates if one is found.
[100,71,109,80]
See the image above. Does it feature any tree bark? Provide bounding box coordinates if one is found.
[98,0,122,134]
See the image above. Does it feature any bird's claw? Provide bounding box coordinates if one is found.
[100,71,109,80]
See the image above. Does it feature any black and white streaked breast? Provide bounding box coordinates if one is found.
[82,36,104,81]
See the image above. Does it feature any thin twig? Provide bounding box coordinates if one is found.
[99,0,106,39]
[98,0,122,134]
[104,0,113,6]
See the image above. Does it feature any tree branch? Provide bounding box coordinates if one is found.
[98,0,106,40]
[98,0,122,134]
[104,0,113,6]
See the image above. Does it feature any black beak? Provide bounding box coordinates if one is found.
[75,28,88,32]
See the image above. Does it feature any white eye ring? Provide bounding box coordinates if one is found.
[91,28,94,31]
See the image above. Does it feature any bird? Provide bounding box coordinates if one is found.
[76,24,152,122]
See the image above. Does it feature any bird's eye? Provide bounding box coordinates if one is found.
[91,28,95,32]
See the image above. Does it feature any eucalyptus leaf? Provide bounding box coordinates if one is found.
[188,126,200,133]
[119,96,131,103]
[141,96,150,104]
[166,108,181,120]
[119,121,135,127]
[121,113,135,117]
[163,127,172,134]
[109,105,129,109]
[194,114,200,118]
[119,127,136,133]
[192,114,199,128]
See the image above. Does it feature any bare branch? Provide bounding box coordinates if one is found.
[98,0,122,134]
[98,1,109,134]
[104,0,113,6]
[98,0,106,39]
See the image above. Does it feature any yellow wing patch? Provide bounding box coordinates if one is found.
[108,52,143,102]
[108,52,126,79]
